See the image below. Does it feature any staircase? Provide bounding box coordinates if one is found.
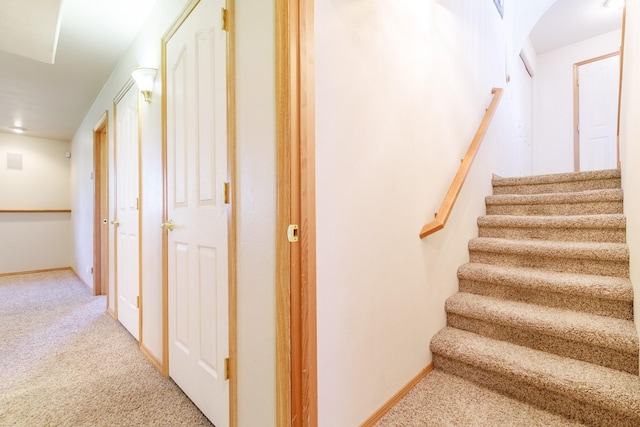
[430,169,640,426]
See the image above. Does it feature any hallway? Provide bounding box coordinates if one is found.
[0,270,212,426]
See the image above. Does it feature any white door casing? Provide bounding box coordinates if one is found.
[114,82,140,340]
[165,0,229,425]
[578,54,619,171]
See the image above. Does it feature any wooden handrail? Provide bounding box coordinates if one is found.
[419,87,503,239]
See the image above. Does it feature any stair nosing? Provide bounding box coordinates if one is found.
[431,327,640,416]
[477,214,626,229]
[468,237,629,262]
[486,189,623,206]
[458,263,634,302]
[445,292,639,353]
[492,169,620,187]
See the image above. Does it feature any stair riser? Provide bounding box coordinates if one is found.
[468,251,629,278]
[432,355,639,427]
[447,313,639,374]
[492,179,621,195]
[478,226,626,243]
[458,279,633,320]
[485,201,623,216]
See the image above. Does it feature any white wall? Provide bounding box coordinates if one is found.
[70,0,276,424]
[314,1,540,425]
[533,30,622,175]
[234,0,276,425]
[0,133,70,209]
[0,133,71,274]
[619,2,640,363]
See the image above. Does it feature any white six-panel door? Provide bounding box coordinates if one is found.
[578,54,620,171]
[114,83,140,341]
[165,0,229,425]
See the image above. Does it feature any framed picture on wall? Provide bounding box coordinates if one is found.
[493,0,504,18]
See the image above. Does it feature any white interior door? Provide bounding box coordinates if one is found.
[578,54,619,171]
[165,0,229,425]
[114,83,140,340]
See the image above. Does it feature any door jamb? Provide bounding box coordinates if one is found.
[276,0,317,426]
[93,112,109,302]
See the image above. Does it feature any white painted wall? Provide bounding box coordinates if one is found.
[619,1,640,364]
[234,1,276,425]
[69,0,276,424]
[0,133,71,274]
[314,1,550,425]
[0,133,70,210]
[533,30,622,175]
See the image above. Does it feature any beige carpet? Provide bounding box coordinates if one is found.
[0,270,213,427]
[373,370,588,427]
[427,168,640,427]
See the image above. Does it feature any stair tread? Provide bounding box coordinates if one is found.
[486,189,623,205]
[477,214,626,229]
[458,263,634,301]
[469,237,629,261]
[430,327,640,416]
[492,169,620,188]
[446,292,639,353]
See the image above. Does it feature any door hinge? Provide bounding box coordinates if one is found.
[287,224,299,242]
[223,182,230,204]
[136,197,139,210]
[222,7,229,32]
[136,296,140,309]
[224,357,230,380]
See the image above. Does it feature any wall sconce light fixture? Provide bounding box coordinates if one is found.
[132,67,157,103]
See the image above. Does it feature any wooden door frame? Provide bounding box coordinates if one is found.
[160,0,238,425]
[93,112,109,302]
[276,0,317,426]
[573,51,620,172]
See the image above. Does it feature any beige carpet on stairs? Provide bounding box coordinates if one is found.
[380,169,640,427]
[0,270,213,427]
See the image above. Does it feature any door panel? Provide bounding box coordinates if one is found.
[578,55,619,171]
[115,83,140,340]
[165,0,229,425]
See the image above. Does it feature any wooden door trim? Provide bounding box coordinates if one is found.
[276,0,317,425]
[573,51,619,172]
[160,1,238,424]
[93,111,109,301]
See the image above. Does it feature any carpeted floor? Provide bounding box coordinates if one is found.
[0,270,213,427]
[373,370,588,427]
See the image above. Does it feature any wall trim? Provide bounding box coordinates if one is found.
[140,343,164,373]
[0,266,72,278]
[359,363,435,427]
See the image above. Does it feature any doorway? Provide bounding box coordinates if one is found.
[93,112,109,304]
[574,52,620,171]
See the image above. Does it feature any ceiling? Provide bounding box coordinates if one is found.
[0,0,158,141]
[530,0,624,54]
[0,0,625,142]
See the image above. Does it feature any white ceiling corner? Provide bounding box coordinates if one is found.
[0,0,63,64]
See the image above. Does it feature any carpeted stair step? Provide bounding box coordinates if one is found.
[485,189,623,216]
[468,237,629,277]
[445,292,639,374]
[477,214,626,243]
[457,263,634,320]
[492,169,621,195]
[430,327,640,427]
